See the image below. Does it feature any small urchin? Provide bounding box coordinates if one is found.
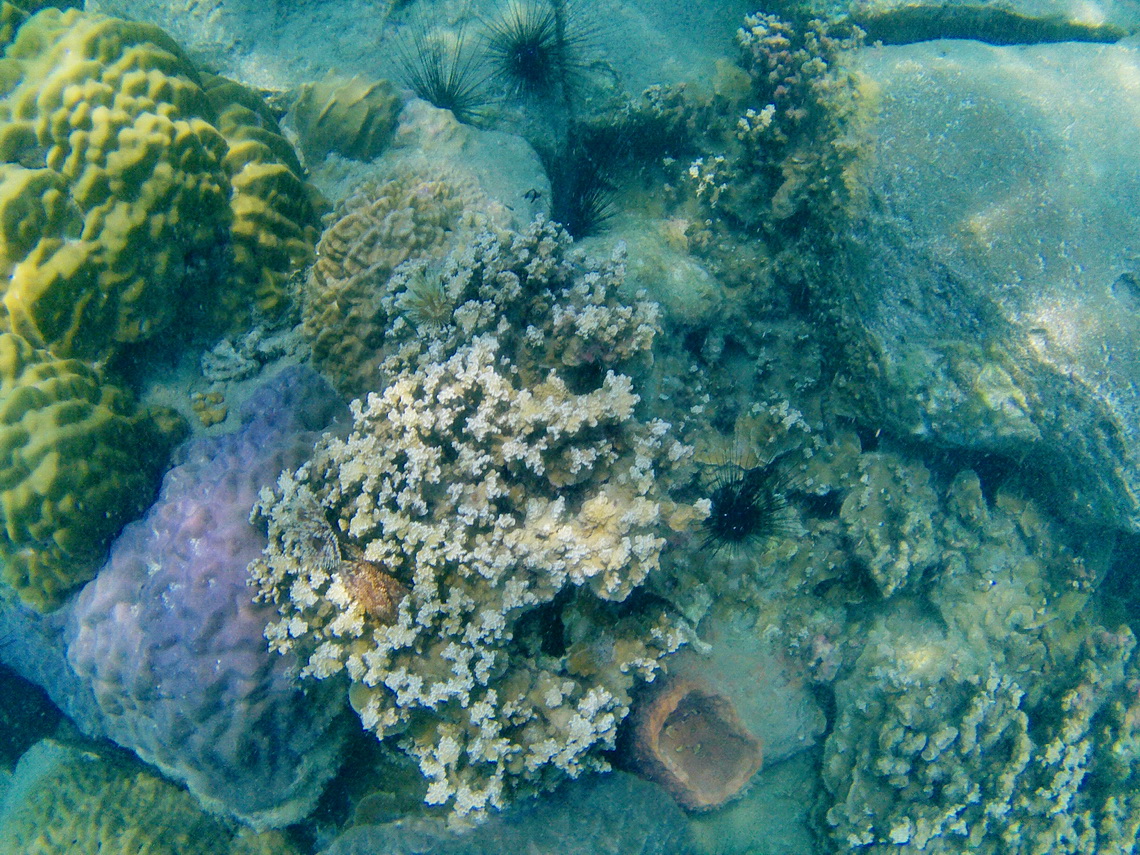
[700,461,790,552]
[482,0,588,100]
[394,21,490,125]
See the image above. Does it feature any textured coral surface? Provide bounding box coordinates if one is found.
[0,332,179,610]
[0,7,318,362]
[254,221,696,817]
[0,739,234,855]
[64,366,349,828]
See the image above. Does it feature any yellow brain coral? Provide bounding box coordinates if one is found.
[302,159,503,397]
[0,7,318,363]
[0,332,183,610]
[0,739,296,855]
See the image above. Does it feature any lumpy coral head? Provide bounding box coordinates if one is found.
[65,366,350,828]
[0,332,182,611]
[286,73,402,163]
[0,739,235,855]
[0,8,318,362]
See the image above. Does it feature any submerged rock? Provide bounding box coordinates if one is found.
[830,39,1140,531]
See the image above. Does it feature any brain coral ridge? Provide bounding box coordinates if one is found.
[306,212,659,399]
[0,739,234,855]
[63,366,350,828]
[302,158,502,397]
[252,223,696,817]
[0,331,181,610]
[0,738,306,855]
[0,7,318,363]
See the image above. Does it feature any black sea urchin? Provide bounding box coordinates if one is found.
[483,0,585,100]
[701,462,790,552]
[544,137,617,238]
[395,22,490,124]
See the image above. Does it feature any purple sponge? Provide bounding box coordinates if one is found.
[64,365,351,828]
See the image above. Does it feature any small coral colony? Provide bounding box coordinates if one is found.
[0,0,1137,854]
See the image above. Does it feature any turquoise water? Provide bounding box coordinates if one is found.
[1,1,1139,853]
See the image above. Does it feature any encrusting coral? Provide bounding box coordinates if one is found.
[0,7,319,363]
[839,451,941,598]
[251,219,697,818]
[688,12,867,231]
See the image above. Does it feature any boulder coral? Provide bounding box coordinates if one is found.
[63,366,350,828]
[0,7,319,363]
[302,158,511,398]
[286,73,403,164]
[321,771,697,855]
[0,739,306,855]
[0,332,182,611]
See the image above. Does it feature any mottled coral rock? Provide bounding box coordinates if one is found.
[831,40,1140,531]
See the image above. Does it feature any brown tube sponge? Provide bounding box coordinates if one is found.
[625,677,763,811]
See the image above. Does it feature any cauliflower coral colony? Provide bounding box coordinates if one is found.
[250,221,698,815]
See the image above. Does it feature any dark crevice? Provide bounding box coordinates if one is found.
[853,7,1126,46]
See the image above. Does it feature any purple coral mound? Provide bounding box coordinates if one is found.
[64,365,351,829]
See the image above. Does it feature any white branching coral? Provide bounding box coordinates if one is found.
[378,217,661,385]
[250,223,692,817]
